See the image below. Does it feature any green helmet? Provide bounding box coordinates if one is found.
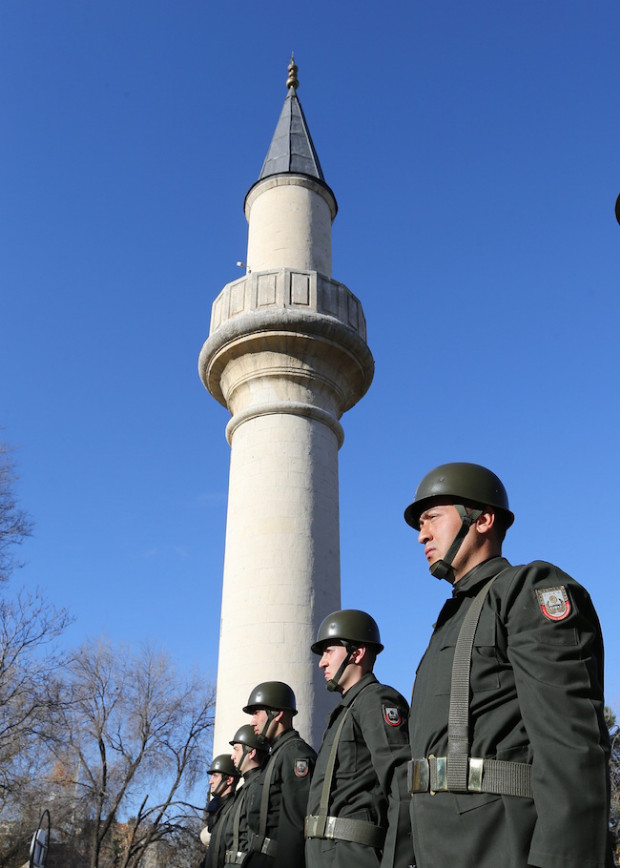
[229,724,269,752]
[207,754,240,777]
[404,462,514,531]
[242,681,297,715]
[311,609,384,655]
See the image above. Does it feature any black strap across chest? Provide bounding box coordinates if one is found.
[446,574,500,790]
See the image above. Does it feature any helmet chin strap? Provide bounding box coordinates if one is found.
[326,643,355,692]
[429,505,482,582]
[259,709,277,740]
[211,777,227,798]
[234,745,251,775]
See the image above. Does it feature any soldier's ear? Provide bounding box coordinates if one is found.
[476,509,496,535]
[351,646,365,665]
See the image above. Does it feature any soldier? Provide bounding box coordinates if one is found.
[305,609,412,868]
[202,755,240,868]
[242,680,316,867]
[405,462,613,868]
[221,724,269,867]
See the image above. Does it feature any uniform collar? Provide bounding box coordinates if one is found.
[452,556,511,596]
[340,671,377,706]
[270,727,297,753]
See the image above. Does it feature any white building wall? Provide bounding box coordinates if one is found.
[245,176,335,276]
[212,411,341,752]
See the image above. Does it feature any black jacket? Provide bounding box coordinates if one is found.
[306,673,412,868]
[409,557,612,868]
[245,728,316,868]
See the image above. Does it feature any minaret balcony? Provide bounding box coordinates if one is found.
[209,268,367,342]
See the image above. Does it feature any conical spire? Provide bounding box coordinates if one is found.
[258,55,325,182]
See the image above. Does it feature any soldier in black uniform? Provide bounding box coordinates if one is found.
[242,681,316,868]
[202,754,240,868]
[219,725,269,867]
[305,610,412,868]
[404,462,613,868]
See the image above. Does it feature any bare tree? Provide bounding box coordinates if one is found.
[0,442,33,584]
[118,796,205,868]
[0,439,71,867]
[0,589,70,806]
[0,443,214,867]
[46,638,215,868]
[0,589,70,866]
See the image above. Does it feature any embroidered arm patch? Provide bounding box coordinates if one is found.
[294,759,309,777]
[383,705,403,727]
[536,586,571,622]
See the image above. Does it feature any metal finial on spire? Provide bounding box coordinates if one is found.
[286,53,299,90]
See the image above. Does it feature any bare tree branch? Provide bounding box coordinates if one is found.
[45,639,215,868]
[0,588,70,813]
[0,442,33,584]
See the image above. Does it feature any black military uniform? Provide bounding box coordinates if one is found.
[220,766,264,865]
[409,557,611,867]
[204,793,237,868]
[221,725,269,866]
[405,463,612,868]
[206,793,231,832]
[306,672,411,868]
[201,753,241,868]
[244,727,316,868]
[305,609,412,868]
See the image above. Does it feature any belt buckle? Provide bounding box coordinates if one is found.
[408,757,430,795]
[324,816,337,840]
[468,757,484,792]
[433,755,447,793]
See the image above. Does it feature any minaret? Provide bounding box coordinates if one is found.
[199,57,374,751]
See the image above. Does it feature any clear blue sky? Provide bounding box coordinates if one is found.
[2,2,619,721]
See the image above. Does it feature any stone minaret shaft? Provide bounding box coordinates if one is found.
[199,58,374,751]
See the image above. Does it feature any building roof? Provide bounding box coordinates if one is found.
[258,57,325,182]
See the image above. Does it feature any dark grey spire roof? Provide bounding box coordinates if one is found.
[258,86,325,182]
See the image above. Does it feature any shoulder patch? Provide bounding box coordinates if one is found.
[536,586,571,622]
[294,759,309,777]
[383,705,403,727]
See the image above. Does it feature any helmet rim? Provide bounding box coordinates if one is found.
[311,608,384,655]
[404,462,514,531]
[207,753,241,777]
[229,723,270,751]
[242,681,298,715]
